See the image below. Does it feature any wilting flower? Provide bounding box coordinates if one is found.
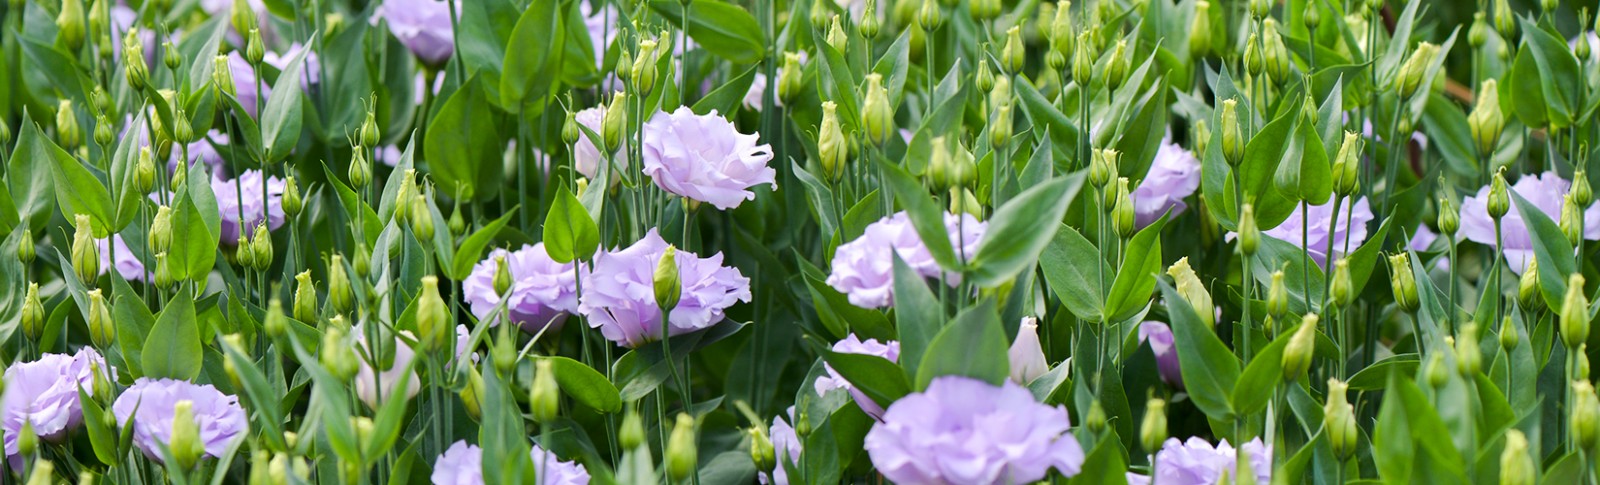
[463,244,580,334]
[111,378,247,462]
[764,407,802,485]
[815,335,901,419]
[214,169,286,243]
[1131,139,1201,227]
[865,376,1085,484]
[1461,172,1600,274]
[373,0,459,67]
[1139,321,1182,388]
[1126,437,1272,485]
[578,229,751,348]
[572,105,618,179]
[431,440,591,485]
[97,235,147,282]
[826,211,987,309]
[1253,196,1375,268]
[3,348,107,460]
[641,107,776,210]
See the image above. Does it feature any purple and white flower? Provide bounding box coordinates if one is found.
[1127,437,1272,485]
[431,440,591,485]
[3,348,107,460]
[826,211,987,309]
[463,244,581,334]
[373,0,460,67]
[815,335,900,419]
[1460,171,1600,274]
[1132,139,1201,227]
[111,379,248,462]
[641,107,776,210]
[578,229,752,348]
[214,169,286,243]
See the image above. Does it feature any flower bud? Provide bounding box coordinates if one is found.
[18,420,37,456]
[1501,429,1535,485]
[169,156,190,193]
[17,228,34,265]
[279,176,303,219]
[360,109,381,149]
[1542,0,1559,15]
[235,233,255,269]
[750,427,777,473]
[970,0,1001,19]
[1168,258,1215,329]
[989,104,1014,148]
[1331,258,1353,307]
[1468,13,1491,49]
[417,275,449,353]
[1140,396,1167,454]
[1563,194,1585,247]
[818,101,848,180]
[264,298,288,338]
[71,214,99,283]
[486,255,513,298]
[826,16,849,51]
[1282,313,1318,381]
[1396,43,1436,99]
[246,28,265,65]
[1071,32,1095,82]
[1325,378,1358,460]
[666,413,698,481]
[57,100,81,151]
[314,325,353,382]
[603,93,627,154]
[353,243,371,279]
[327,254,353,315]
[409,194,434,242]
[1089,148,1115,189]
[251,224,273,271]
[1238,203,1260,256]
[859,0,882,38]
[1000,26,1026,74]
[558,110,583,148]
[655,245,683,310]
[619,410,646,449]
[22,283,45,342]
[1262,20,1290,81]
[1574,380,1600,449]
[1249,0,1271,18]
[1519,257,1544,311]
[125,34,148,91]
[1190,1,1213,57]
[1104,40,1129,89]
[289,270,316,323]
[460,365,486,421]
[1577,171,1595,209]
[1008,317,1048,383]
[808,0,831,28]
[1562,273,1589,349]
[1220,99,1244,166]
[778,53,804,104]
[1113,179,1136,238]
[348,149,372,190]
[1332,132,1362,196]
[1487,169,1510,219]
[530,360,561,422]
[133,147,157,194]
[950,187,982,218]
[492,323,516,376]
[57,0,86,52]
[1086,400,1108,434]
[862,74,894,146]
[917,0,944,31]
[1499,316,1520,354]
[1436,196,1460,238]
[166,399,205,469]
[93,114,113,148]
[1244,33,1264,77]
[1456,323,1482,376]
[1267,269,1288,318]
[632,39,660,96]
[0,117,10,147]
[1389,253,1420,312]
[212,55,236,98]
[153,252,175,290]
[88,289,114,348]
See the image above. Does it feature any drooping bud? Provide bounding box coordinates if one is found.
[1500,429,1535,485]
[1330,258,1353,307]
[22,283,45,342]
[71,214,99,284]
[655,246,683,310]
[1190,0,1213,57]
[1140,396,1167,454]
[1389,253,1420,312]
[779,53,804,104]
[1332,132,1362,196]
[666,413,698,481]
[1238,203,1260,256]
[632,39,660,96]
[292,270,316,323]
[530,359,561,422]
[1220,99,1244,166]
[1282,313,1318,381]
[1168,258,1215,329]
[818,101,847,180]
[862,74,894,146]
[1455,323,1482,376]
[603,93,627,154]
[1574,380,1600,449]
[1519,256,1544,311]
[1561,273,1589,349]
[88,289,114,348]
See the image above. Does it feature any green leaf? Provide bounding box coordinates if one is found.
[878,159,959,271]
[1512,191,1576,312]
[1040,224,1109,322]
[142,292,203,381]
[1105,215,1167,323]
[500,0,564,111]
[169,189,219,281]
[541,356,622,413]
[1272,114,1333,205]
[78,387,118,465]
[321,161,383,248]
[260,34,315,162]
[544,186,599,264]
[791,160,840,239]
[1160,279,1239,419]
[893,254,943,379]
[647,0,766,64]
[1238,110,1300,230]
[426,74,505,201]
[1518,18,1582,128]
[46,130,114,237]
[692,65,759,115]
[447,209,520,280]
[217,336,288,450]
[1347,353,1419,390]
[821,351,912,413]
[915,299,1008,388]
[1069,436,1129,485]
[967,174,1084,288]
[1232,329,1289,416]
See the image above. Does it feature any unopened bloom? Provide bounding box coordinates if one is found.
[815,335,901,419]
[3,349,107,461]
[350,324,473,409]
[579,230,751,348]
[1461,172,1600,274]
[826,212,987,308]
[1138,321,1182,388]
[571,105,618,179]
[1009,317,1049,384]
[865,376,1085,484]
[431,440,590,485]
[373,0,459,67]
[464,244,581,334]
[763,408,802,485]
[641,107,776,210]
[112,379,247,463]
[1131,139,1201,227]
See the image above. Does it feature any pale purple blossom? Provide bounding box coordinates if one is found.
[578,229,752,348]
[111,379,247,462]
[97,235,147,282]
[1138,321,1182,388]
[264,43,322,87]
[1460,172,1600,274]
[463,244,581,334]
[763,408,802,485]
[374,0,459,67]
[1126,437,1272,485]
[572,105,615,179]
[349,324,470,409]
[214,169,286,243]
[1009,317,1048,384]
[826,211,987,309]
[226,52,270,118]
[582,2,619,69]
[641,107,776,210]
[815,335,900,419]
[1409,225,1439,251]
[1132,139,1201,227]
[1252,196,1375,268]
[3,348,107,460]
[431,440,591,485]
[865,376,1085,484]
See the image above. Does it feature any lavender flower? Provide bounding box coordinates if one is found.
[1253,196,1374,268]
[225,52,270,118]
[815,335,900,419]
[1126,437,1272,485]
[3,348,107,460]
[641,107,776,210]
[97,235,147,282]
[111,378,247,462]
[1138,321,1182,388]
[1009,317,1048,384]
[463,244,581,334]
[582,2,619,69]
[826,211,987,309]
[431,440,591,485]
[764,408,802,485]
[572,105,616,179]
[264,43,322,87]
[578,229,752,348]
[864,376,1085,484]
[1132,139,1201,227]
[213,169,286,243]
[374,0,459,67]
[1460,172,1600,274]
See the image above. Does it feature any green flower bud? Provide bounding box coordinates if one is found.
[1168,257,1215,329]
[530,359,561,422]
[950,187,982,218]
[862,74,894,146]
[1249,0,1271,18]
[1220,99,1244,166]
[1469,13,1491,48]
[1089,148,1116,189]
[325,254,353,316]
[72,214,100,283]
[1577,171,1594,209]
[560,110,582,147]
[169,400,204,469]
[603,93,628,154]
[818,101,848,180]
[970,0,1001,19]
[361,109,381,148]
[492,323,516,376]
[1322,378,1358,460]
[779,53,804,104]
[1282,313,1318,381]
[57,100,81,151]
[246,28,265,65]
[409,194,434,242]
[460,365,485,421]
[279,176,302,218]
[1104,40,1129,89]
[1140,396,1167,454]
[234,233,255,269]
[231,0,257,34]
[666,413,698,480]
[162,40,182,72]
[251,224,273,271]
[1455,323,1482,376]
[1001,26,1026,74]
[1438,196,1459,237]
[1332,132,1363,196]
[57,0,86,52]
[88,0,108,44]
[1395,42,1437,99]
[1071,32,1095,82]
[133,147,156,195]
[1542,0,1559,15]
[153,252,175,290]
[1330,258,1353,307]
[1500,315,1520,352]
[18,420,37,456]
[1488,169,1510,219]
[1267,270,1289,319]
[448,205,466,239]
[1244,33,1264,77]
[21,283,45,342]
[125,33,148,91]
[750,426,777,473]
[951,139,977,189]
[418,275,450,353]
[989,104,1014,148]
[655,245,683,310]
[0,117,11,147]
[1501,429,1535,485]
[1579,30,1593,61]
[264,298,288,338]
[291,270,316,323]
[826,15,849,51]
[1562,273,1589,349]
[614,48,634,84]
[1519,256,1544,312]
[1112,178,1136,238]
[17,228,35,265]
[1239,203,1260,256]
[1574,380,1600,450]
[1389,253,1420,312]
[1563,194,1584,247]
[88,288,114,348]
[93,114,113,147]
[349,149,372,190]
[859,0,882,38]
[147,205,174,254]
[1085,400,1108,433]
[1262,19,1290,81]
[632,39,660,96]
[1051,1,1075,52]
[620,410,646,449]
[212,55,236,99]
[918,0,944,31]
[353,243,371,279]
[1304,2,1322,29]
[1189,0,1213,57]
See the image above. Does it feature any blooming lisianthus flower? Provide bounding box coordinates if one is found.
[264,43,323,87]
[1126,437,1272,485]
[826,211,987,309]
[97,235,147,282]
[572,105,617,179]
[1138,321,1182,388]
[763,407,802,485]
[1460,172,1600,274]
[1254,196,1374,268]
[3,348,107,460]
[374,0,459,67]
[463,244,581,334]
[865,376,1085,484]
[641,107,776,210]
[111,379,248,462]
[214,169,286,243]
[431,440,592,485]
[815,334,901,419]
[1132,139,1201,227]
[226,52,271,118]
[579,229,752,348]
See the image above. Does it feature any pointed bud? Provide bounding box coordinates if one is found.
[1469,13,1491,48]
[212,55,236,99]
[1563,194,1584,247]
[1330,258,1353,307]
[1220,99,1244,166]
[17,228,34,265]
[1001,26,1026,74]
[18,420,37,456]
[530,359,561,422]
[125,33,148,91]
[779,53,804,104]
[88,289,114,348]
[750,426,777,473]
[1282,314,1318,381]
[990,104,1014,148]
[1519,256,1544,311]
[1500,429,1535,485]
[153,252,176,290]
[1500,315,1520,352]
[251,224,273,271]
[492,323,516,376]
[1389,253,1420,312]
[281,176,302,218]
[1051,2,1075,55]
[1266,270,1289,321]
[292,270,316,323]
[360,109,381,149]
[93,114,113,147]
[409,194,434,242]
[1008,317,1048,383]
[1250,0,1271,18]
[1085,400,1108,433]
[620,410,646,449]
[22,283,45,342]
[327,254,353,315]
[1561,273,1589,349]
[1140,396,1167,454]
[417,275,449,352]
[1238,203,1260,256]
[168,399,204,469]
[1244,33,1264,77]
[1104,40,1129,89]
[151,209,175,257]
[57,100,81,151]
[1438,196,1460,237]
[862,74,893,146]
[1575,380,1600,449]
[1577,171,1595,209]
[349,149,372,190]
[1396,43,1437,99]
[1456,323,1482,376]
[72,214,100,283]
[1168,258,1215,329]
[561,110,581,147]
[1262,19,1290,81]
[918,0,944,31]
[666,413,698,480]
[265,298,288,337]
[1190,0,1213,57]
[826,16,849,51]
[818,101,847,180]
[57,0,86,52]
[632,39,660,96]
[655,246,682,310]
[353,243,371,278]
[235,233,255,269]
[859,0,882,38]
[246,28,265,65]
[603,93,628,154]
[1089,148,1115,189]
[1488,169,1510,219]
[1113,178,1136,238]
[135,147,157,194]
[1332,132,1363,196]
[1071,32,1095,82]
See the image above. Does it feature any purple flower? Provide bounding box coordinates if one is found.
[378,145,406,167]
[572,105,616,179]
[226,52,270,118]
[111,378,247,462]
[764,408,802,485]
[641,107,776,210]
[170,131,232,176]
[1254,196,1374,268]
[374,0,459,67]
[1132,139,1201,227]
[463,244,581,334]
[578,229,752,348]
[431,440,591,485]
[865,376,1085,484]
[213,169,286,243]
[815,335,900,419]
[264,43,322,87]
[826,211,987,309]
[1128,437,1272,485]
[3,348,107,460]
[1009,317,1048,384]
[98,235,147,282]
[1138,321,1182,388]
[1460,172,1600,274]
[1409,225,1439,251]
